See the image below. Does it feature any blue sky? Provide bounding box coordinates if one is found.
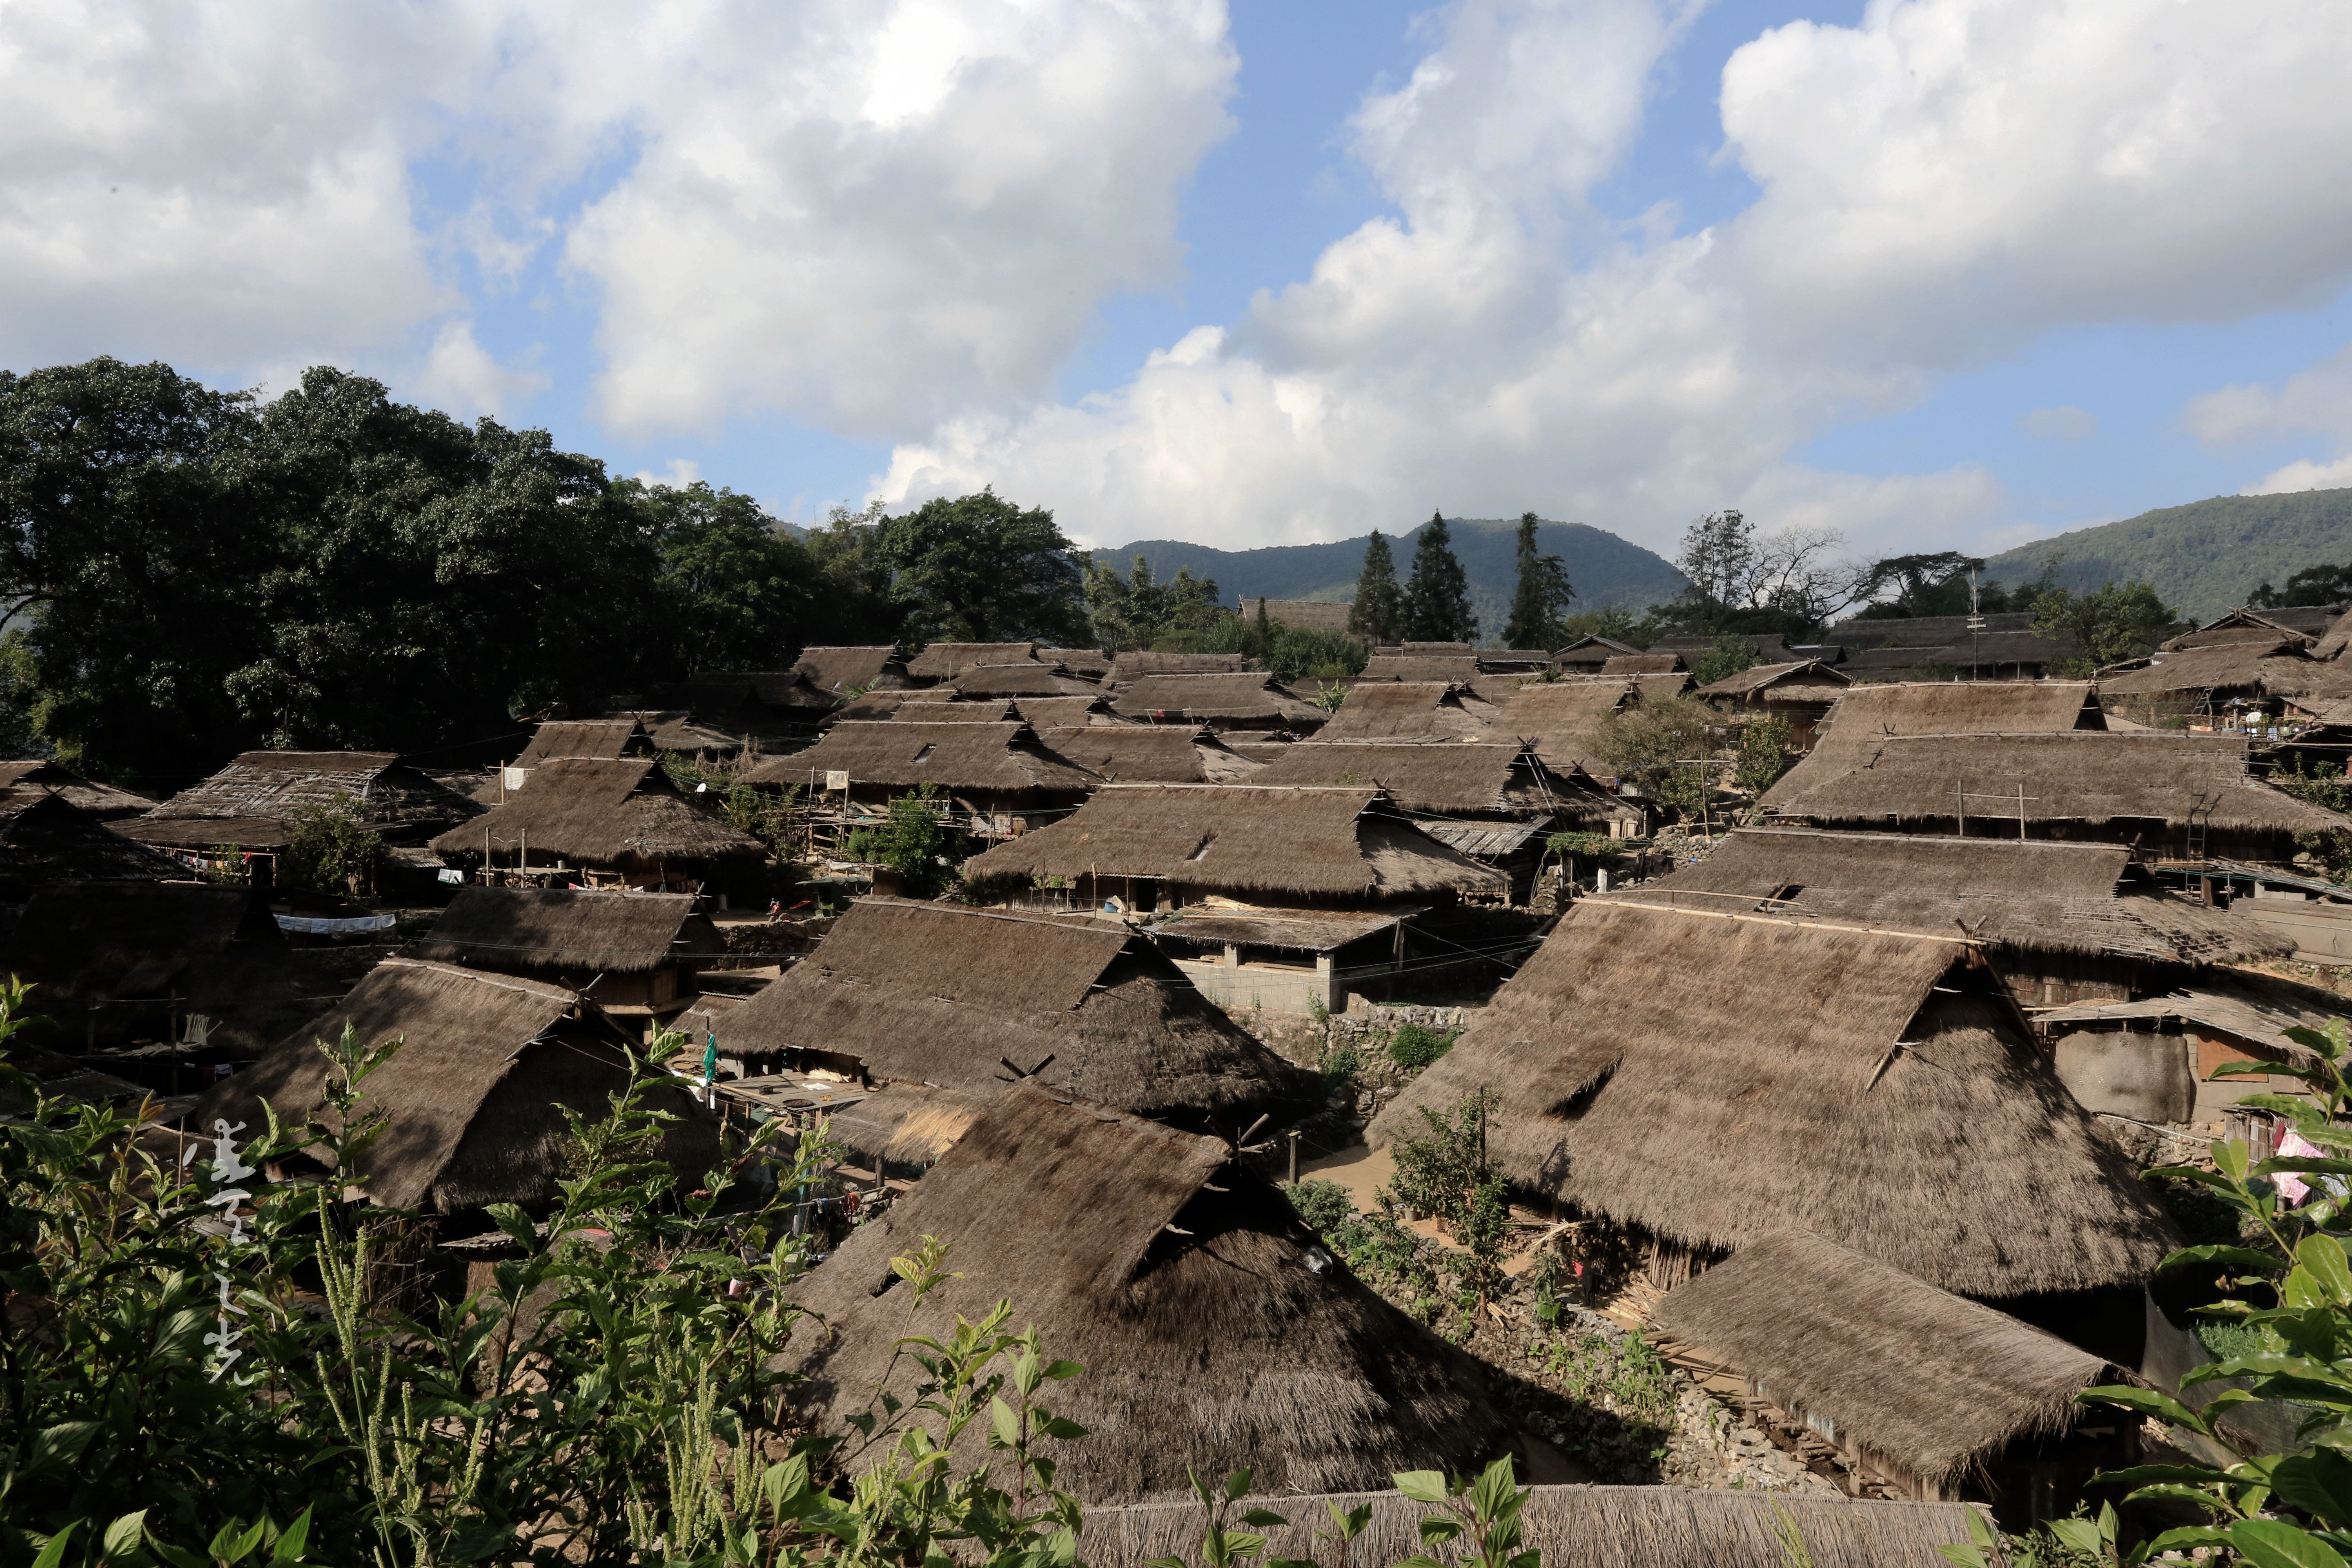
[8,0,2352,561]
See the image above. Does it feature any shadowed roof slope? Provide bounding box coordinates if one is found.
[1650,1232,2123,1490]
[0,760,155,820]
[1492,679,1632,777]
[1249,742,1564,815]
[904,641,1039,679]
[713,899,1319,1129]
[1318,682,1499,742]
[792,646,906,693]
[430,759,764,864]
[1371,900,2176,1297]
[1015,695,1127,727]
[1107,651,1248,684]
[950,664,1099,697]
[1769,731,2348,835]
[742,721,1099,794]
[1360,654,1479,682]
[1760,683,2105,807]
[1619,826,2273,964]
[1695,659,1850,698]
[416,886,722,974]
[782,1083,1512,1503]
[1036,726,1259,784]
[1113,672,1327,729]
[134,751,483,849]
[962,784,1507,900]
[0,793,185,898]
[513,719,648,766]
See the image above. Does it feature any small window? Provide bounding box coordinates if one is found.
[1188,833,1214,861]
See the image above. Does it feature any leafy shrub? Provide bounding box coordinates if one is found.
[1283,1178,1357,1236]
[842,781,959,895]
[1687,633,1760,687]
[1535,1332,1677,1427]
[1731,714,1795,798]
[1595,697,1721,822]
[1388,1023,1456,1071]
[280,793,390,897]
[1321,1041,1363,1081]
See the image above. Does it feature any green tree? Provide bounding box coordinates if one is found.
[800,499,912,648]
[1403,513,1477,643]
[841,782,960,895]
[279,794,392,898]
[1732,715,1796,798]
[2030,579,2178,674]
[1348,529,1406,644]
[1595,696,1721,822]
[878,489,1087,646]
[2251,561,2352,608]
[630,480,819,673]
[1689,632,1762,686]
[1085,555,1225,651]
[1501,512,1575,650]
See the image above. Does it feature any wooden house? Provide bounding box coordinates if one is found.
[902,641,1042,681]
[126,751,482,890]
[1316,680,1499,742]
[2100,629,2352,724]
[429,757,768,899]
[511,718,652,768]
[746,720,1098,833]
[1110,671,1328,733]
[2033,975,2341,1135]
[415,886,724,1038]
[1104,650,1249,687]
[1488,678,1636,785]
[0,791,185,905]
[1759,681,2108,808]
[1551,635,1643,675]
[947,662,1100,698]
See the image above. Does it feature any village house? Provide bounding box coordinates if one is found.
[1236,597,1356,637]
[629,670,840,751]
[2030,975,2342,1138]
[902,641,1046,680]
[1111,670,1330,733]
[414,886,725,1040]
[127,751,484,888]
[1484,679,1638,790]
[0,791,187,906]
[1600,652,1685,677]
[1758,681,2108,809]
[748,720,1098,840]
[1316,680,1501,742]
[511,717,653,769]
[190,958,718,1217]
[1035,724,1261,783]
[1104,650,1250,687]
[1551,634,1644,675]
[0,758,156,820]
[1040,646,1114,680]
[946,662,1101,698]
[1372,900,2177,1360]
[791,645,910,696]
[1360,649,1480,682]
[1013,693,1129,727]
[710,898,1322,1138]
[430,757,768,900]
[1693,660,1853,745]
[781,1082,1515,1504]
[1648,1232,2138,1524]
[2099,608,2352,725]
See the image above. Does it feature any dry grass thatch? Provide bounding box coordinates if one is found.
[1107,652,1248,684]
[1601,653,1683,675]
[1759,683,2105,808]
[1241,598,1355,635]
[743,721,1099,797]
[1360,654,1481,682]
[817,1081,985,1167]
[429,759,765,866]
[714,898,1321,1129]
[1247,741,1562,815]
[1768,731,2349,836]
[1370,900,2178,1297]
[1489,679,1632,777]
[1112,672,1327,730]
[2163,610,2314,651]
[137,751,485,849]
[1077,1483,1982,1568]
[782,1082,1512,1503]
[2316,608,2352,660]
[951,664,1100,697]
[904,641,1040,679]
[1319,682,1500,742]
[189,959,717,1212]
[1621,826,2277,964]
[901,701,1020,722]
[2102,641,2352,702]
[793,646,907,693]
[1015,695,1127,727]
[514,719,648,766]
[1036,725,1259,784]
[416,886,722,974]
[962,784,1508,900]
[1650,1231,2122,1490]
[1695,660,1851,699]
[0,760,156,820]
[0,792,185,899]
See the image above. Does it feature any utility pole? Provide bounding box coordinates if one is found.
[1966,558,1987,682]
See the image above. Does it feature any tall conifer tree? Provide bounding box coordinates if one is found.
[1348,529,1405,644]
[1403,512,1477,642]
[1503,511,1575,649]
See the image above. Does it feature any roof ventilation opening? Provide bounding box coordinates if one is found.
[1770,884,1803,902]
[912,743,935,763]
[1188,832,1215,862]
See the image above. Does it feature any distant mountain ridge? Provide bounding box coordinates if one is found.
[1097,517,1687,639]
[1982,488,2352,619]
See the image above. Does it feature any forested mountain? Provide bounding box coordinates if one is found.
[1102,516,1687,637]
[1982,488,2352,617]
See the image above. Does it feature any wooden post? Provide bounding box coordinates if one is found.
[1956,780,1965,837]
[2018,782,2027,840]
[1287,1129,1300,1184]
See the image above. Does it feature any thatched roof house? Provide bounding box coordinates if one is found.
[416,886,723,1035]
[429,758,766,894]
[1601,652,1683,676]
[744,721,1098,810]
[2100,635,2352,713]
[1238,598,1356,635]
[1491,679,1633,779]
[962,784,1508,906]
[1371,900,2177,1301]
[1250,741,1568,817]
[781,1082,1513,1503]
[1552,635,1642,674]
[1693,659,1851,731]
[512,718,650,768]
[1112,671,1327,732]
[903,641,1040,680]
[131,751,484,852]
[715,899,1320,1131]
[1040,646,1112,679]
[1013,694,1126,727]
[1036,725,1260,784]
[2162,608,2316,650]
[0,881,323,1055]
[190,959,717,1214]
[1649,1232,2133,1512]
[2035,973,2345,1129]
[1360,653,1480,682]
[1106,651,1248,685]
[949,663,1099,698]
[1765,731,2349,860]
[637,671,838,738]
[1317,681,1500,742]
[792,645,909,695]
[1078,1483,1982,1568]
[1759,682,2105,808]
[0,759,155,821]
[0,792,185,903]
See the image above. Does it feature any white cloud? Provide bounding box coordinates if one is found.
[412,318,549,419]
[633,458,705,489]
[2248,455,2352,495]
[2018,406,2098,442]
[880,0,2352,553]
[2185,340,2352,495]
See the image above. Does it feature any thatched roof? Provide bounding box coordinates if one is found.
[0,792,185,900]
[2101,640,2352,702]
[639,671,836,724]
[1319,682,1500,742]
[898,700,1021,722]
[1371,900,2178,1297]
[1650,1232,2122,1491]
[429,759,765,866]
[1464,673,1540,708]
[1112,672,1327,730]
[714,899,1320,1130]
[963,784,1508,901]
[416,887,723,975]
[1360,654,1480,682]
[1628,672,1695,703]
[1759,682,2107,808]
[2038,975,2343,1059]
[781,1082,1512,1503]
[134,751,484,849]
[793,646,907,694]
[817,688,914,727]
[2163,608,2315,651]
[1768,731,2350,836]
[1040,647,1112,679]
[1622,826,2276,964]
[1555,635,1642,663]
[951,663,1099,697]
[0,881,323,1053]
[1695,659,1851,699]
[2316,607,2352,660]
[1601,653,1683,675]
[1036,725,1261,784]
[1490,679,1632,777]
[814,1081,986,1169]
[1013,695,1125,727]
[1240,598,1355,635]
[904,641,1039,679]
[1249,741,1565,816]
[1078,1483,1982,1568]
[189,959,717,1213]
[742,721,1098,797]
[1107,651,1248,684]
[0,760,156,820]
[513,719,649,766]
